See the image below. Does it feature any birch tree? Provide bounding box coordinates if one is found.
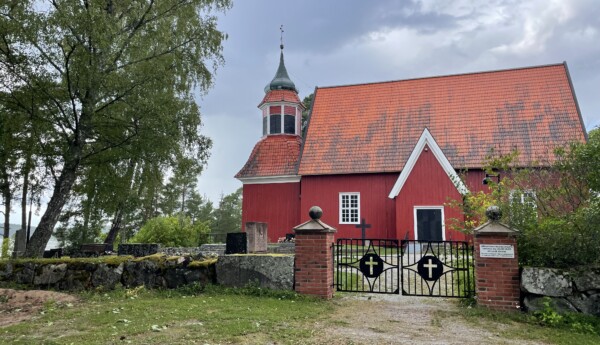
[0,0,230,256]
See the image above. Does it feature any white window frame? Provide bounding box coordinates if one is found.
[339,192,360,224]
[413,206,446,241]
[262,103,298,136]
[509,189,537,209]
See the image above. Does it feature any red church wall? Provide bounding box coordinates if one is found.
[395,145,467,241]
[300,174,397,239]
[464,169,491,194]
[241,182,300,242]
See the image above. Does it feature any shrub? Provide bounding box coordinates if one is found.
[130,215,210,247]
[449,128,600,268]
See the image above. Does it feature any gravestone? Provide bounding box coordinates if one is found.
[74,243,113,257]
[12,229,27,258]
[43,248,63,258]
[246,222,268,253]
[225,232,247,254]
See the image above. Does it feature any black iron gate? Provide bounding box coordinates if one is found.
[335,239,400,294]
[400,240,474,298]
[334,238,474,298]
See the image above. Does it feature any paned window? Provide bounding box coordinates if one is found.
[262,116,267,136]
[269,114,281,134]
[339,193,360,224]
[508,189,537,223]
[284,115,295,134]
[510,190,536,208]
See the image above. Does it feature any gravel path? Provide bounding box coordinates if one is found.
[317,293,545,345]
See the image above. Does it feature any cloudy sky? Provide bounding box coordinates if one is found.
[195,0,600,204]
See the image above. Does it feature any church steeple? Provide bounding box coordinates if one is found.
[236,29,304,181]
[258,28,303,138]
[264,31,297,93]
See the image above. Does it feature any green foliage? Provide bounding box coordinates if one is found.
[54,221,103,251]
[1,0,231,256]
[448,128,600,268]
[212,187,242,234]
[517,205,600,267]
[301,93,314,137]
[533,297,600,335]
[129,215,210,247]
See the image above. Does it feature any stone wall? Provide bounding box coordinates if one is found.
[216,254,294,290]
[269,243,295,254]
[198,244,226,255]
[160,247,205,257]
[521,267,600,316]
[0,255,216,291]
[118,244,160,257]
[198,243,296,256]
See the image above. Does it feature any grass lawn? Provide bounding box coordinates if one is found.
[2,284,600,345]
[0,285,332,345]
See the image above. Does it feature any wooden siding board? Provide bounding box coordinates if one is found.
[300,174,397,240]
[242,183,301,242]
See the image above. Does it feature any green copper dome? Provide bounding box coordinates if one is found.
[265,49,297,93]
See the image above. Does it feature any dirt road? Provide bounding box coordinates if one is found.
[318,294,543,345]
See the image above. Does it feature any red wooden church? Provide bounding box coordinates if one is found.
[236,46,587,243]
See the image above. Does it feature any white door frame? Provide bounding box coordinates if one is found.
[413,206,445,241]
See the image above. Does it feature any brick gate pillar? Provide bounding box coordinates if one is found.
[473,206,520,311]
[293,206,337,299]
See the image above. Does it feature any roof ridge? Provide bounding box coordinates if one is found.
[317,62,566,90]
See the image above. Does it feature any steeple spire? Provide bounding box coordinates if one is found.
[280,24,284,50]
[265,25,297,93]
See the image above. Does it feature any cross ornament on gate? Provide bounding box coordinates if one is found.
[423,259,437,279]
[355,218,371,245]
[365,255,378,275]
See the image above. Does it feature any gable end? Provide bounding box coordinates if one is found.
[388,128,469,198]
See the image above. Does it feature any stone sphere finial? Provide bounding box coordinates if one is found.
[485,205,502,221]
[309,206,323,220]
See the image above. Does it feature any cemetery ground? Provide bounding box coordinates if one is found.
[1,286,599,345]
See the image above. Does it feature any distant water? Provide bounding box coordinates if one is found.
[0,224,61,257]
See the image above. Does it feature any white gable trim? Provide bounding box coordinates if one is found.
[238,175,301,185]
[388,128,469,198]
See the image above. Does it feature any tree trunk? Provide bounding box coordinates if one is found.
[104,206,123,246]
[2,197,9,258]
[21,161,30,238]
[25,79,96,257]
[1,169,11,257]
[81,181,96,244]
[24,145,82,257]
[104,159,136,246]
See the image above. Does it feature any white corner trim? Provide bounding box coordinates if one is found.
[237,175,301,185]
[388,128,469,198]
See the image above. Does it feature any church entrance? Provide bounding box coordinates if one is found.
[414,207,444,241]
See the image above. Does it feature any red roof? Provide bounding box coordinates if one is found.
[258,90,302,108]
[236,135,302,178]
[298,63,586,176]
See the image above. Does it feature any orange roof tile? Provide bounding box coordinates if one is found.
[236,135,302,178]
[298,63,586,175]
[258,90,302,107]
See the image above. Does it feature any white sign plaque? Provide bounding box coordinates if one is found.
[479,244,515,259]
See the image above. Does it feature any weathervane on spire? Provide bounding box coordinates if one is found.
[280,25,284,50]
